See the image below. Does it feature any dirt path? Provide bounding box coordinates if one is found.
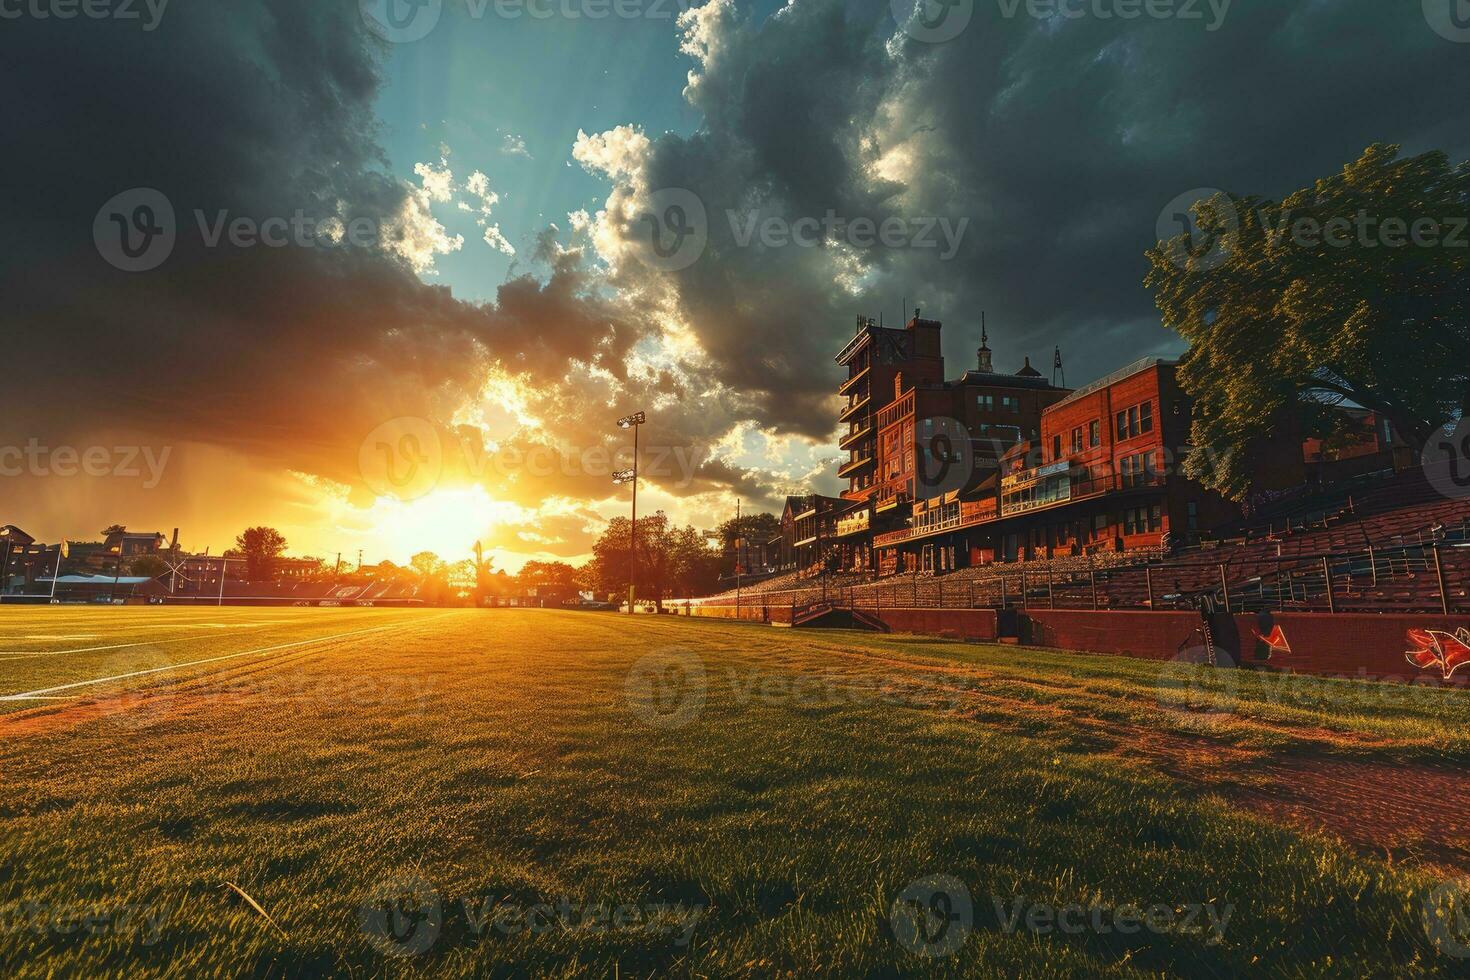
[804,640,1470,875]
[1233,757,1470,875]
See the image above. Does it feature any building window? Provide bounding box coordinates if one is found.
[1001,396,1019,412]
[1122,506,1162,536]
[1089,420,1100,447]
[978,394,994,411]
[1094,513,1109,534]
[1071,427,1084,454]
[1115,401,1155,440]
[1053,435,1062,460]
[1119,452,1153,489]
[1187,501,1199,532]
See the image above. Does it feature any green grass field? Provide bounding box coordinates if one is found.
[3,607,1470,977]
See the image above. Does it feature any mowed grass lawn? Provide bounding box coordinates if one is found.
[2,608,1470,977]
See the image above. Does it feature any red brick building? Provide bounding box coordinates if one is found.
[871,357,1251,573]
[834,311,1069,574]
[991,357,1241,559]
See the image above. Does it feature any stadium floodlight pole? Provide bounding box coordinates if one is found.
[615,411,646,614]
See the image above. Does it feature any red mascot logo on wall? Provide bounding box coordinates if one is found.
[1406,628,1470,680]
[1253,625,1292,659]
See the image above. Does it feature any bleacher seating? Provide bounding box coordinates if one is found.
[166,578,423,604]
[691,464,1470,616]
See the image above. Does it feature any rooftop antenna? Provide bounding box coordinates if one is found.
[1053,346,1066,387]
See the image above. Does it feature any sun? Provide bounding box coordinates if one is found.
[364,486,525,564]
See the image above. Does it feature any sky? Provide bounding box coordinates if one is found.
[2,0,1468,571]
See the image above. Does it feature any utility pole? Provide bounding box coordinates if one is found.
[614,412,646,614]
[473,540,485,607]
[632,422,638,613]
[735,498,742,616]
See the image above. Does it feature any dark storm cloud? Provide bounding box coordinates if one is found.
[0,0,653,497]
[5,0,1468,528]
[603,0,1470,439]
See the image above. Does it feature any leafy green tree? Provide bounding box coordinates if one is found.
[516,561,579,591]
[446,560,478,603]
[715,512,780,576]
[234,527,288,582]
[1146,143,1470,499]
[410,551,446,580]
[669,526,722,598]
[410,551,450,605]
[716,512,780,547]
[584,512,675,608]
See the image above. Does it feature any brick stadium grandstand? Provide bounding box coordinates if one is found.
[688,313,1470,682]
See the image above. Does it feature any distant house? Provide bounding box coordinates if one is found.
[779,494,847,573]
[0,525,38,593]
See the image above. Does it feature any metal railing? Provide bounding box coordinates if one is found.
[689,535,1469,617]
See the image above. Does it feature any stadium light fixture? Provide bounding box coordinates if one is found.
[615,410,646,613]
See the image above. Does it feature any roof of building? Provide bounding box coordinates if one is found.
[947,369,1066,391]
[1045,356,1179,414]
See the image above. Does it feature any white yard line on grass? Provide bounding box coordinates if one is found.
[0,617,445,702]
[9,620,290,633]
[0,628,277,658]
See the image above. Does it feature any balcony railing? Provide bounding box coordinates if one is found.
[876,391,914,431]
[835,320,876,366]
[839,423,874,450]
[835,512,871,537]
[874,498,997,549]
[838,365,871,397]
[838,395,872,422]
[873,477,910,512]
[1000,468,1166,518]
[838,454,875,479]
